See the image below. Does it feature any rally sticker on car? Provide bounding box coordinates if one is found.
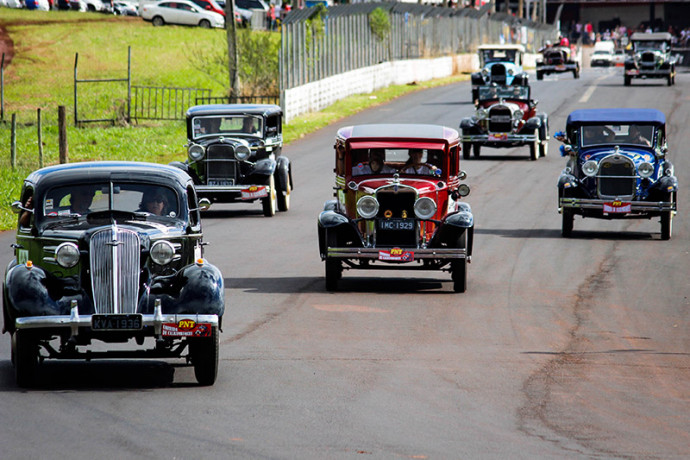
[603,201,631,213]
[161,319,212,337]
[241,186,268,200]
[488,133,508,141]
[378,247,414,262]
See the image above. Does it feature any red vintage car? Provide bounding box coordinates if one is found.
[317,124,474,292]
[460,85,549,161]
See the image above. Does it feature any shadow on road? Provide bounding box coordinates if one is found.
[476,227,657,240]
[225,275,454,294]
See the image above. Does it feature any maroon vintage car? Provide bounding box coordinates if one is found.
[317,124,474,292]
[460,85,549,161]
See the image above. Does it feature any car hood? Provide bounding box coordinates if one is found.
[578,146,656,166]
[39,219,187,247]
[353,177,444,196]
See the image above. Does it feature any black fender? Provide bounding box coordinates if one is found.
[139,261,225,317]
[523,116,542,131]
[170,161,203,185]
[253,158,277,177]
[275,156,292,191]
[317,210,363,258]
[557,173,585,200]
[648,175,679,199]
[429,208,475,257]
[4,264,63,332]
[470,73,485,86]
[459,117,478,131]
[512,73,529,86]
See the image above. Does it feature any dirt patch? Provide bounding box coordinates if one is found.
[0,24,14,68]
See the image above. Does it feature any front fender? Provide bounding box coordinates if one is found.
[523,116,542,131]
[460,117,478,130]
[317,211,363,258]
[252,158,277,177]
[4,264,63,330]
[275,156,292,190]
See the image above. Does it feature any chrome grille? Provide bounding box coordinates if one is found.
[206,144,239,182]
[597,155,636,199]
[490,64,506,84]
[90,227,140,314]
[375,188,417,247]
[489,106,512,133]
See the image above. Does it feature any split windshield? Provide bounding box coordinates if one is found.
[350,148,444,177]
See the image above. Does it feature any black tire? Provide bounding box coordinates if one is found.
[451,231,468,293]
[14,330,39,388]
[277,172,291,212]
[536,71,543,81]
[189,326,219,386]
[473,143,481,158]
[471,88,478,103]
[573,67,580,79]
[667,75,673,87]
[660,211,673,240]
[539,139,548,158]
[462,143,471,160]
[624,76,631,86]
[152,16,164,26]
[262,175,276,217]
[529,135,538,161]
[562,208,574,238]
[539,123,548,158]
[325,231,341,291]
[199,19,211,29]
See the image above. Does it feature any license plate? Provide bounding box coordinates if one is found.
[603,202,631,213]
[488,133,508,141]
[378,219,414,231]
[241,186,268,200]
[556,65,566,70]
[208,179,234,186]
[92,314,143,331]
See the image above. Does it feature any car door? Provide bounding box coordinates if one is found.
[176,2,202,26]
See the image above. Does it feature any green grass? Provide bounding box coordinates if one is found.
[0,9,467,230]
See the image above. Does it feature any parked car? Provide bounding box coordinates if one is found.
[459,85,549,161]
[189,0,224,16]
[317,124,474,292]
[140,0,225,28]
[25,0,49,10]
[470,44,528,102]
[624,32,676,86]
[3,162,225,387]
[113,0,139,15]
[590,46,614,67]
[612,48,627,66]
[536,45,580,79]
[555,108,678,239]
[171,104,291,217]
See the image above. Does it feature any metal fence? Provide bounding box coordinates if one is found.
[194,95,280,105]
[280,3,557,93]
[131,86,212,121]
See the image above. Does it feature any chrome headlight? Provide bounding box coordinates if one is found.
[235,144,251,161]
[188,144,205,161]
[513,110,524,121]
[638,162,654,178]
[414,197,437,220]
[150,240,175,266]
[508,68,514,76]
[481,68,489,76]
[582,160,598,177]
[55,242,80,268]
[356,196,379,219]
[477,108,488,119]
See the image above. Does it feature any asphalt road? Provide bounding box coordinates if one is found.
[0,66,688,459]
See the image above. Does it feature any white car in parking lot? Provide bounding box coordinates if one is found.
[141,0,225,28]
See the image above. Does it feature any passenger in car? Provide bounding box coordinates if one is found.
[626,125,651,146]
[352,149,394,175]
[403,149,437,175]
[140,189,169,216]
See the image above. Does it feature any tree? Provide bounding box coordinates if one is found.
[225,0,240,101]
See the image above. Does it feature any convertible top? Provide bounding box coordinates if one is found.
[630,32,673,42]
[477,44,525,52]
[566,108,665,127]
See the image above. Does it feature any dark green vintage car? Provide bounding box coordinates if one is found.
[3,162,225,387]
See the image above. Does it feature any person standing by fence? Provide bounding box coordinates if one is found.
[267,4,276,31]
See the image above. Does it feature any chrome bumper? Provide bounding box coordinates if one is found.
[626,69,672,76]
[560,198,676,212]
[327,247,466,260]
[539,64,577,71]
[461,133,538,143]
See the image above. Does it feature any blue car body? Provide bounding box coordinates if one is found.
[470,45,528,101]
[556,108,678,239]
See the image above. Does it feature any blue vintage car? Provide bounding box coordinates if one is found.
[470,44,528,102]
[556,108,678,239]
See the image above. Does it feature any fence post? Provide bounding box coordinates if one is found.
[10,113,16,169]
[37,108,43,168]
[73,53,79,127]
[127,46,132,124]
[1,53,4,122]
[58,105,68,164]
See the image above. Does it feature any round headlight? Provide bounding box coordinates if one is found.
[188,144,205,161]
[477,108,488,119]
[55,242,80,268]
[481,68,489,76]
[508,68,514,76]
[414,197,437,220]
[356,196,379,219]
[638,162,654,178]
[582,160,598,177]
[457,184,471,197]
[235,144,251,161]
[150,240,175,266]
[513,110,524,121]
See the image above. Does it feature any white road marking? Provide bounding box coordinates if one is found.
[579,73,612,103]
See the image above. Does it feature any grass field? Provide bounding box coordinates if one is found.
[0,8,467,230]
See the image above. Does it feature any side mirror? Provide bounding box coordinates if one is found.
[11,201,26,215]
[553,131,567,142]
[559,144,575,157]
[529,100,538,109]
[458,170,467,180]
[197,198,211,212]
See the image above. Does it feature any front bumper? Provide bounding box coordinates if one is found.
[461,132,537,145]
[538,63,577,72]
[560,197,676,214]
[195,184,271,201]
[328,247,466,261]
[625,68,672,78]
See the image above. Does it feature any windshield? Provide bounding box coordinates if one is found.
[41,183,180,223]
[580,124,656,148]
[351,148,443,177]
[633,41,668,52]
[481,49,517,65]
[478,85,529,101]
[192,115,263,139]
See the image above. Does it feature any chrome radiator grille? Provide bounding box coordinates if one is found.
[489,107,512,133]
[490,64,506,84]
[597,155,636,198]
[206,144,239,182]
[90,227,140,314]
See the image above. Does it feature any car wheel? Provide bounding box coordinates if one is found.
[199,19,211,29]
[152,16,164,26]
[573,67,580,79]
[473,143,481,158]
[624,76,631,86]
[562,208,574,238]
[536,71,543,81]
[451,231,467,293]
[462,143,471,160]
[529,136,538,161]
[539,124,548,157]
[277,170,291,212]
[14,330,39,388]
[189,326,219,386]
[667,75,673,86]
[325,231,341,291]
[660,211,673,240]
[471,88,478,103]
[262,175,276,217]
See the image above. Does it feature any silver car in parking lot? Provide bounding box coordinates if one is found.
[141,0,225,28]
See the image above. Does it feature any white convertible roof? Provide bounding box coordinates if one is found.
[477,44,525,52]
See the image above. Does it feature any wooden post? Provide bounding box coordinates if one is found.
[58,105,68,164]
[10,113,16,169]
[37,108,44,168]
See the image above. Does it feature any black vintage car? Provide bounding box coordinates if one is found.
[3,162,225,387]
[172,104,292,217]
[624,32,676,86]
